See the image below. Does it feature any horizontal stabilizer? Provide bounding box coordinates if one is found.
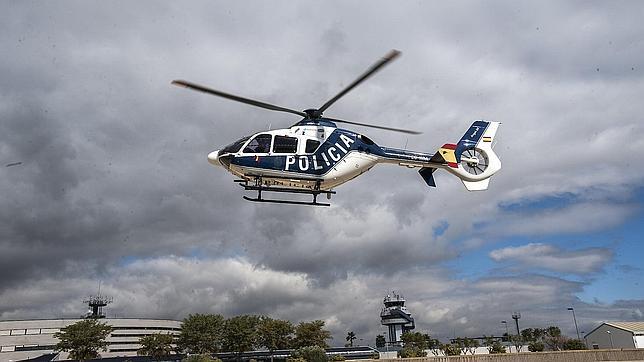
[419,167,437,187]
[462,178,490,191]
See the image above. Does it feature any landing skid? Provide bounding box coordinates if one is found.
[235,177,335,206]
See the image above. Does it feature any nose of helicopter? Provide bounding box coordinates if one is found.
[207,150,220,166]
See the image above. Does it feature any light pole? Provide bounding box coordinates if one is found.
[501,320,509,340]
[581,331,588,349]
[567,307,580,340]
[606,330,614,349]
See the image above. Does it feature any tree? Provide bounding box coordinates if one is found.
[520,328,545,352]
[508,334,524,352]
[222,315,261,358]
[563,339,586,350]
[290,346,328,362]
[400,332,429,349]
[293,320,332,349]
[521,328,544,344]
[399,346,427,358]
[489,340,506,354]
[345,331,356,347]
[528,341,544,352]
[257,317,294,362]
[483,336,505,354]
[441,343,462,356]
[375,335,386,348]
[399,332,429,358]
[543,326,565,351]
[427,338,442,356]
[456,337,479,355]
[178,313,225,354]
[138,333,174,360]
[54,319,113,361]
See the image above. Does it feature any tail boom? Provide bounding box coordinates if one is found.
[376,120,502,191]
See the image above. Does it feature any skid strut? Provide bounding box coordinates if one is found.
[235,177,335,206]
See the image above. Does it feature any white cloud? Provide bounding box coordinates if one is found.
[489,243,613,274]
[1,255,638,341]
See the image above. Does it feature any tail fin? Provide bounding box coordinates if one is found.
[433,120,501,191]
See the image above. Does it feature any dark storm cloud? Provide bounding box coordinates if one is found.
[1,0,644,342]
[0,1,264,287]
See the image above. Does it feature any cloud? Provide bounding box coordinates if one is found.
[1,255,639,341]
[0,0,643,345]
[489,243,613,274]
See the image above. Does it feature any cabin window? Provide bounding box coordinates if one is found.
[273,136,298,153]
[305,139,320,153]
[243,134,272,153]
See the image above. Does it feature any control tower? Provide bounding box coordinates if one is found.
[380,291,415,346]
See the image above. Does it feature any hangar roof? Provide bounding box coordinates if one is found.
[605,321,644,333]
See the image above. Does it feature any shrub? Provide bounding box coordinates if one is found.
[528,341,544,352]
[442,343,462,356]
[399,346,427,358]
[290,346,328,362]
[286,358,307,362]
[563,339,586,350]
[489,340,506,354]
[182,355,221,362]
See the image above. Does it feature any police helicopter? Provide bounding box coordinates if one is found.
[172,50,501,206]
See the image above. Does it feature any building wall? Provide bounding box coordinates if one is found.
[634,335,644,348]
[0,318,181,361]
[584,324,635,349]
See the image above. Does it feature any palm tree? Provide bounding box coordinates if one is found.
[346,331,357,347]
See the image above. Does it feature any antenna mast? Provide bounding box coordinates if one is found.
[83,284,113,319]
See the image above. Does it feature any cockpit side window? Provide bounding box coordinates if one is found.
[272,136,298,153]
[305,139,320,153]
[222,136,250,154]
[243,134,272,153]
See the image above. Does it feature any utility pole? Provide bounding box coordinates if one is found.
[511,312,521,335]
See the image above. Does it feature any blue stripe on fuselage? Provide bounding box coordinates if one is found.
[379,147,433,163]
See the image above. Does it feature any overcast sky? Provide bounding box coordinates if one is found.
[1,0,643,343]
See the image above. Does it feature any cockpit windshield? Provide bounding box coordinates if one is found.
[221,136,250,154]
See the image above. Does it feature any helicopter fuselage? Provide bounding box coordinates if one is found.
[208,119,444,191]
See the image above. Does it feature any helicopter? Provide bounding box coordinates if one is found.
[172,50,501,206]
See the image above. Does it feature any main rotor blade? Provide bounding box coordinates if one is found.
[318,50,401,113]
[326,117,422,135]
[171,80,307,117]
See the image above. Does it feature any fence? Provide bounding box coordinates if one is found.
[374,349,644,362]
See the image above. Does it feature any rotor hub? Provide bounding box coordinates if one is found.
[303,109,323,119]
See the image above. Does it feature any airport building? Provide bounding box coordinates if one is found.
[0,318,182,361]
[0,294,182,361]
[585,322,644,349]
